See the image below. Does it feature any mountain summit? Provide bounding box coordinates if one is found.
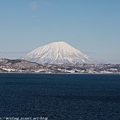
[21,42,95,64]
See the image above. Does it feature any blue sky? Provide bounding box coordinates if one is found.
[0,0,120,63]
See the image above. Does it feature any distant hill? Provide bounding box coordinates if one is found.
[0,58,119,74]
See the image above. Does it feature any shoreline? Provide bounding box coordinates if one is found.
[0,72,119,75]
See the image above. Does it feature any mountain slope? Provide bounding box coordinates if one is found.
[21,42,95,64]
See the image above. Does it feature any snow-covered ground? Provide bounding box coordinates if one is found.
[0,58,119,74]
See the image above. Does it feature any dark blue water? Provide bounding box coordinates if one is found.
[0,74,120,120]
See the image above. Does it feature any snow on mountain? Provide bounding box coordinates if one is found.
[21,42,96,64]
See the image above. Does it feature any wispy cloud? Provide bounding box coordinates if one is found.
[28,1,40,10]
[28,1,53,10]
[0,51,28,54]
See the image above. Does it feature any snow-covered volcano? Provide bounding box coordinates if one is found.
[21,42,95,64]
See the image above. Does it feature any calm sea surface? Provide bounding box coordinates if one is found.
[0,73,120,120]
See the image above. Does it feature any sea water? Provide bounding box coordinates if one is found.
[0,73,120,120]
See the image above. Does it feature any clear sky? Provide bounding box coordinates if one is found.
[0,0,120,63]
